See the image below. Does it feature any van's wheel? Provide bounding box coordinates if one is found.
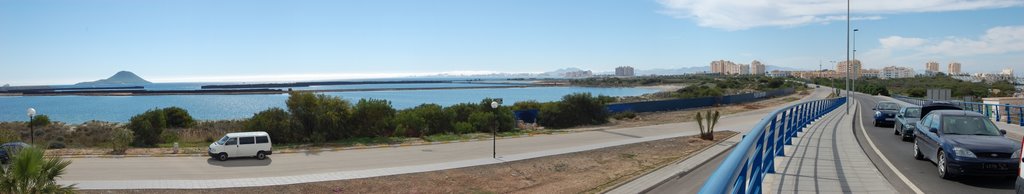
[256,151,267,160]
[217,153,228,161]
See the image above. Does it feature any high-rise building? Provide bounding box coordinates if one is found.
[881,66,915,79]
[710,60,734,74]
[751,60,766,75]
[1002,68,1014,76]
[836,59,862,78]
[564,70,592,78]
[948,62,961,75]
[739,64,751,75]
[925,61,940,73]
[861,69,881,78]
[615,66,635,76]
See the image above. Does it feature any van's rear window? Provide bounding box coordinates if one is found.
[256,136,269,144]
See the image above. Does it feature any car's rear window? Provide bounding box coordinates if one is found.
[905,108,921,118]
[876,103,900,110]
[256,136,269,144]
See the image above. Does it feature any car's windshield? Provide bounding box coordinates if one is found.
[216,136,231,145]
[876,103,899,110]
[904,108,921,118]
[942,116,1001,136]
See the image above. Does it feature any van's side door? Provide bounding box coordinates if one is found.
[238,136,256,157]
[223,137,239,156]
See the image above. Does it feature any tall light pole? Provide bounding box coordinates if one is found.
[846,0,851,114]
[853,28,859,97]
[27,108,35,145]
[490,101,500,159]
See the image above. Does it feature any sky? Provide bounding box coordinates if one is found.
[1,0,1022,85]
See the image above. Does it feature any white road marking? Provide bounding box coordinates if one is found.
[854,98,925,194]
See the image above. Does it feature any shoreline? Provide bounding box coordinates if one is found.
[4,84,566,96]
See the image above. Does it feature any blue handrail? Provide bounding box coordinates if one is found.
[699,97,847,194]
[892,96,1024,127]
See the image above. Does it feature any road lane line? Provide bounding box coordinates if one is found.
[854,97,924,194]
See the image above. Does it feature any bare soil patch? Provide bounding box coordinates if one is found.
[80,131,738,194]
[574,92,807,131]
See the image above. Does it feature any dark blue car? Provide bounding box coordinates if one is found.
[0,142,30,165]
[893,106,922,142]
[872,101,901,127]
[913,110,1020,179]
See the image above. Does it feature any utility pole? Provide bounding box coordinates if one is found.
[846,0,851,115]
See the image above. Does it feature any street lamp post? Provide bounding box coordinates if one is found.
[27,108,35,145]
[490,101,499,159]
[853,28,859,96]
[845,0,851,114]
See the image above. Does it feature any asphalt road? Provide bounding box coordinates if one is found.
[853,93,1017,194]
[60,87,833,189]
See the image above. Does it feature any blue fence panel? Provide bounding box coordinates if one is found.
[607,88,796,114]
[892,96,1024,127]
[699,97,847,194]
[513,109,540,123]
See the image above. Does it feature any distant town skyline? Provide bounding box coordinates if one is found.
[2,0,1022,85]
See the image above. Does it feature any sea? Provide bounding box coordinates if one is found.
[0,80,656,124]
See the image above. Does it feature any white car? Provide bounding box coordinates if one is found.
[208,131,273,161]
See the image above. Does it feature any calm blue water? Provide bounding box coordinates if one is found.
[0,84,655,123]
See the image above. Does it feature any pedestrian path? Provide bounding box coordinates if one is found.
[761,99,896,193]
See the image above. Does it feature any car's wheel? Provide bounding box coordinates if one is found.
[913,140,925,160]
[217,153,228,161]
[256,151,267,160]
[937,151,956,180]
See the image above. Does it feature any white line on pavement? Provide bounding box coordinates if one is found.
[854,98,924,194]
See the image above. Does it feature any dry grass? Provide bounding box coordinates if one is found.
[80,131,738,194]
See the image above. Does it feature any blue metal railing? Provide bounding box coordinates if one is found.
[699,97,847,194]
[892,96,1024,127]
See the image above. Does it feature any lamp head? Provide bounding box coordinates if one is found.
[491,101,499,109]
[27,108,36,117]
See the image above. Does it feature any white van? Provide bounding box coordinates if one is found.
[208,131,272,161]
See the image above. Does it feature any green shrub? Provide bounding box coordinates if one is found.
[352,98,396,137]
[29,115,51,128]
[285,92,353,140]
[47,141,65,149]
[468,111,496,132]
[393,109,427,137]
[110,128,133,154]
[444,103,478,122]
[612,111,637,120]
[539,93,610,129]
[453,122,474,134]
[162,107,196,128]
[0,129,19,143]
[160,130,179,144]
[247,108,298,144]
[512,100,542,110]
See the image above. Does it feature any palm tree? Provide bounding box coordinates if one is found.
[0,147,75,193]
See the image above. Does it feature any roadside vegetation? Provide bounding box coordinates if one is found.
[809,74,1017,98]
[615,75,807,102]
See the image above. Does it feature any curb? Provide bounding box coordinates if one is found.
[604,131,744,194]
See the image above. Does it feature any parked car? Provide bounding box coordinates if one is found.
[872,101,901,127]
[208,131,273,161]
[1016,136,1024,193]
[0,142,30,165]
[913,110,1020,179]
[894,106,922,141]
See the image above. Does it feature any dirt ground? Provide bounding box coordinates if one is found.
[569,91,807,131]
[80,131,738,194]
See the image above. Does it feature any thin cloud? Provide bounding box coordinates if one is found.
[861,25,1024,70]
[657,0,1024,30]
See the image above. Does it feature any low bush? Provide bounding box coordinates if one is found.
[539,93,611,129]
[612,111,637,120]
[110,128,133,154]
[127,107,195,147]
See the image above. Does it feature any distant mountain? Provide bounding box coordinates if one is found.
[75,71,152,86]
[539,67,586,76]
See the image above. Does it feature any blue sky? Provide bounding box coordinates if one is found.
[1,0,1022,85]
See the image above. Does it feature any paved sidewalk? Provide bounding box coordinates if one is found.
[762,100,896,193]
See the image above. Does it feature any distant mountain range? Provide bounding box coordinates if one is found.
[75,71,151,86]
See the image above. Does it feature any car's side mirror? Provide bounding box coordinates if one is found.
[1000,130,1007,135]
[872,108,877,110]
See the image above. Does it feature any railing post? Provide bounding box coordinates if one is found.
[1019,107,1023,127]
[1006,105,1012,124]
[986,105,991,119]
[767,116,779,170]
[996,105,1001,122]
[784,110,794,145]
